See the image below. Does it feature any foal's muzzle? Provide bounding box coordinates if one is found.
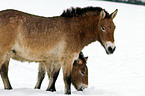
[105,41,116,54]
[77,84,88,91]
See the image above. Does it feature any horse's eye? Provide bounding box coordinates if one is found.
[101,27,105,32]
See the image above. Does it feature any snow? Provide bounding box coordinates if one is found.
[0,0,145,96]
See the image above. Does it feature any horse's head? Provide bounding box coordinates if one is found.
[72,52,88,91]
[97,9,118,54]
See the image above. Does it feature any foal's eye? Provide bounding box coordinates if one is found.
[101,27,106,32]
[80,71,85,75]
[80,68,85,76]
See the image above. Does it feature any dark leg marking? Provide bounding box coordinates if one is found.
[64,73,72,95]
[34,63,46,89]
[34,71,45,89]
[46,68,60,92]
[1,63,12,89]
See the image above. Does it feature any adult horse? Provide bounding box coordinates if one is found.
[0,6,118,94]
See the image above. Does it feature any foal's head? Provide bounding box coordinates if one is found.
[97,9,118,54]
[72,52,88,91]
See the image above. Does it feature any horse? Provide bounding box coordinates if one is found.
[0,6,118,94]
[34,52,88,91]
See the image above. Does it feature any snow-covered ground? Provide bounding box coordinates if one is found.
[0,0,145,96]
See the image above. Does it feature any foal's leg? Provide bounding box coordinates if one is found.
[45,60,61,92]
[34,62,46,89]
[0,60,12,89]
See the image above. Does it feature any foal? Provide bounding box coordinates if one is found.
[0,7,117,94]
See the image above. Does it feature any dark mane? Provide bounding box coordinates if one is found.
[61,6,110,18]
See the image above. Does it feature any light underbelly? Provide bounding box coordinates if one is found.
[12,41,66,62]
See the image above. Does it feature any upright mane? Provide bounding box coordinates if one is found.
[61,6,110,18]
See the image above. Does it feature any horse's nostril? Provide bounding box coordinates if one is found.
[108,47,113,53]
[108,46,116,53]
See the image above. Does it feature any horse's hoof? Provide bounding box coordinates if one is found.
[65,90,71,95]
[34,86,40,89]
[5,87,12,90]
[46,87,56,92]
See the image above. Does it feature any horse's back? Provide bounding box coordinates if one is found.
[0,9,76,62]
[0,9,67,62]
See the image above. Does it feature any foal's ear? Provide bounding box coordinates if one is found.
[110,9,118,19]
[100,10,106,19]
[85,57,88,62]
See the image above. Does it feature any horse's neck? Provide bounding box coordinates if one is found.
[66,17,99,51]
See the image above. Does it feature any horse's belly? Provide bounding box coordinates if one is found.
[12,41,66,62]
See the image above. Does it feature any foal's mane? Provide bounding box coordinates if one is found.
[61,6,110,18]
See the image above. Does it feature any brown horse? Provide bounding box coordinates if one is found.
[34,52,88,91]
[0,6,118,94]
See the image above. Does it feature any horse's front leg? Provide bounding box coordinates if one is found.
[0,60,12,89]
[62,57,74,95]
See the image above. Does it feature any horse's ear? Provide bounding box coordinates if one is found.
[110,9,118,19]
[100,10,106,19]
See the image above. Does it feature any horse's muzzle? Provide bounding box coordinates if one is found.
[105,41,116,54]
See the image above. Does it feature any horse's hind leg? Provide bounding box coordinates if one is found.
[45,60,61,92]
[0,60,12,89]
[34,62,46,89]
